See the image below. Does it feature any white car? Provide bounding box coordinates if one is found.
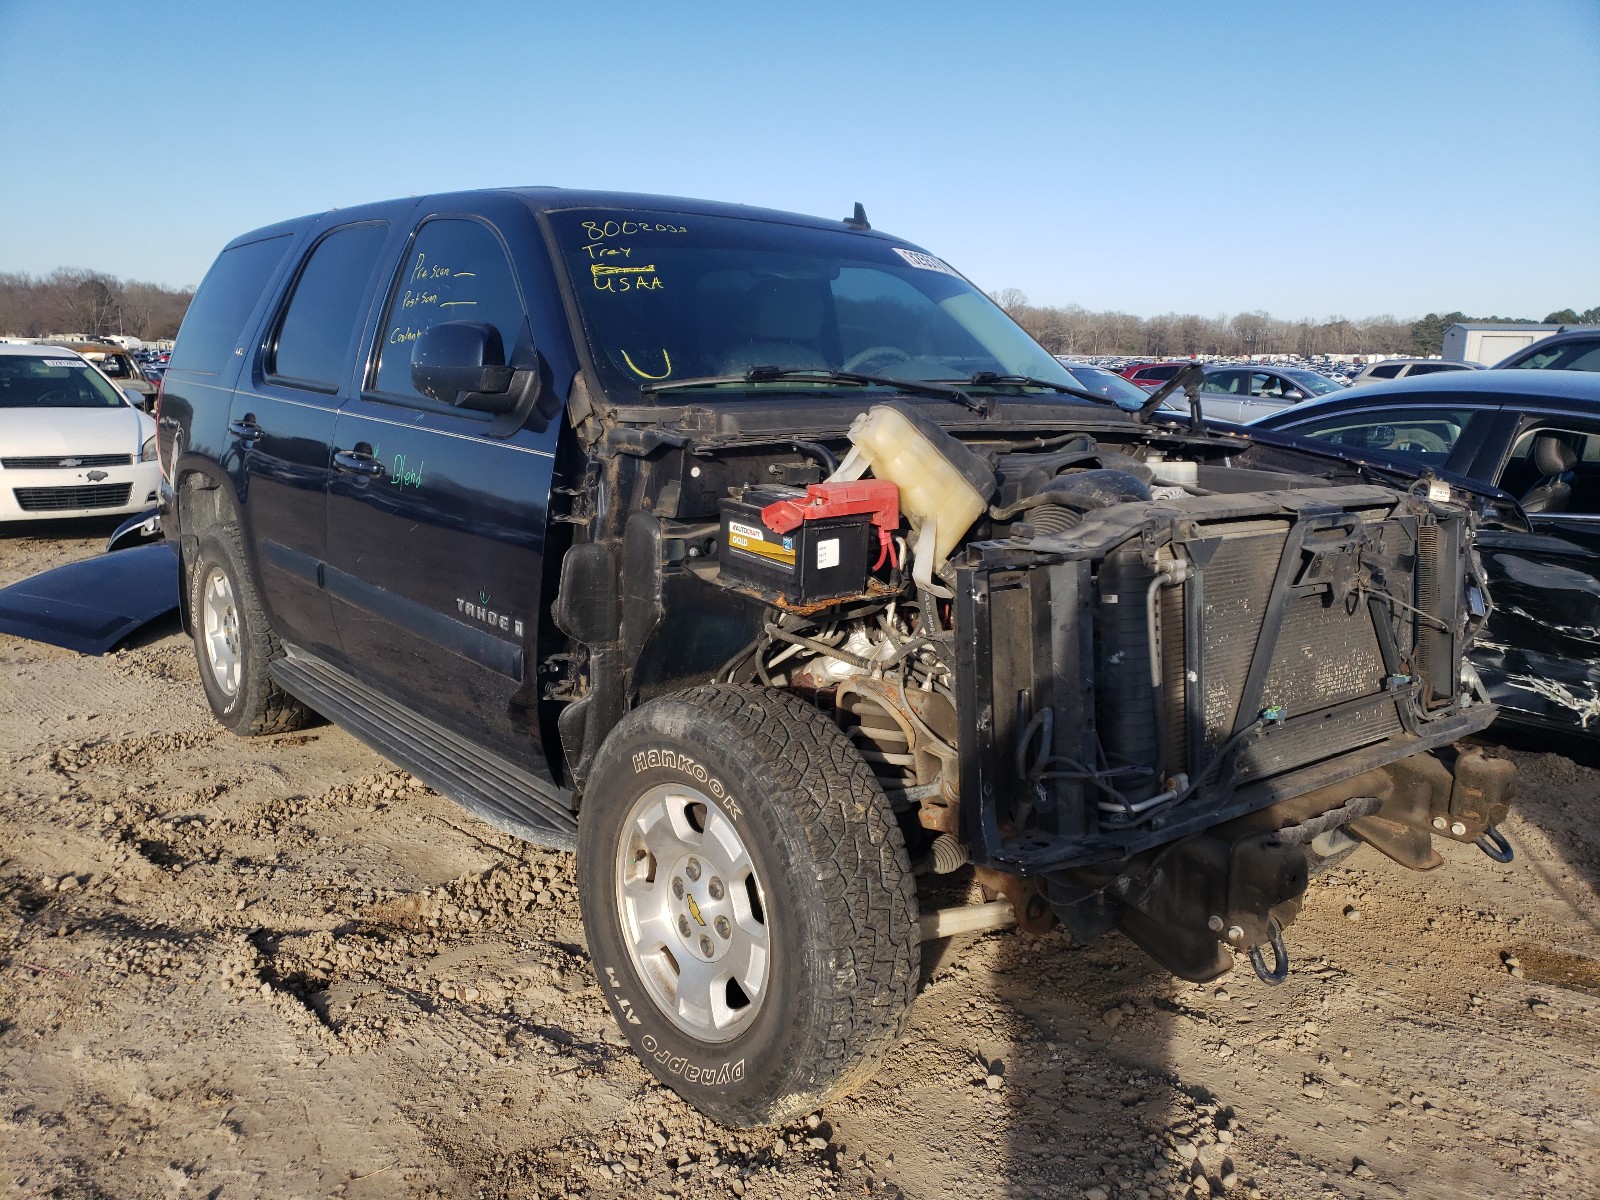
[0,343,161,522]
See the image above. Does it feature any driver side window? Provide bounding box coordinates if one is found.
[1251,372,1284,398]
[370,218,530,406]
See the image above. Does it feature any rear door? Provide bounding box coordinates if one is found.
[227,220,393,656]
[324,210,561,776]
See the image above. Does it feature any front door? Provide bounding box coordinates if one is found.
[324,215,559,776]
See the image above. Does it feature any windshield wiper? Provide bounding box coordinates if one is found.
[960,371,1125,409]
[642,366,988,414]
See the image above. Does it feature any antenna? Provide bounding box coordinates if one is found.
[845,202,871,230]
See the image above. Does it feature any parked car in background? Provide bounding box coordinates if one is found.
[46,339,158,410]
[1192,364,1345,422]
[1054,358,1175,410]
[1349,358,1481,387]
[1494,328,1600,372]
[1118,360,1191,390]
[0,344,161,521]
[1251,369,1600,737]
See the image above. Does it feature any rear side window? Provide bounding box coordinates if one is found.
[168,235,293,374]
[1201,369,1246,394]
[370,218,531,405]
[1367,363,1402,379]
[268,223,390,391]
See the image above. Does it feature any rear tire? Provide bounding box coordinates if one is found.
[578,684,919,1126]
[188,525,307,736]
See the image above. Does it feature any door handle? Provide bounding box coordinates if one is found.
[334,449,385,477]
[229,418,263,441]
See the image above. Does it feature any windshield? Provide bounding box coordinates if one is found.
[0,355,127,409]
[1058,362,1154,410]
[549,209,1073,396]
[1283,369,1343,395]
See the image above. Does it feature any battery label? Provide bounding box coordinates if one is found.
[727,525,797,568]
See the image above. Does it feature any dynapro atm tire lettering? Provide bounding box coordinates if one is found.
[641,1036,747,1086]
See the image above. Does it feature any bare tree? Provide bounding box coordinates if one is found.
[990,288,1029,317]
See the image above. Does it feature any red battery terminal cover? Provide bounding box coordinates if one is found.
[761,481,902,569]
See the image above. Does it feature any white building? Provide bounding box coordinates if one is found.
[1443,323,1569,365]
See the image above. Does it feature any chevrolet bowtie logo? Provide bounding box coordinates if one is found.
[686,894,706,926]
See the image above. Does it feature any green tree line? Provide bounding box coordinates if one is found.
[0,269,194,342]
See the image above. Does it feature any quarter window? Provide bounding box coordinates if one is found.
[268,223,390,390]
[371,218,530,404]
[168,235,293,375]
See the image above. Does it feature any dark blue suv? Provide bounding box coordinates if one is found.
[162,188,1513,1125]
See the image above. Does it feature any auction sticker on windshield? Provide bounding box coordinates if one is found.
[892,248,960,277]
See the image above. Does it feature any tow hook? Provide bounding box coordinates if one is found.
[1475,826,1514,863]
[1248,916,1289,986]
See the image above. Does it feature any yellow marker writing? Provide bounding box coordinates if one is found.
[621,348,673,379]
[592,263,658,278]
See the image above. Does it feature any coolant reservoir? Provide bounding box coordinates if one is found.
[832,403,994,593]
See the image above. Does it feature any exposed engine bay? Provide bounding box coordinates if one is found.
[556,394,1515,984]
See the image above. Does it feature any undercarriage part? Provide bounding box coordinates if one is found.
[920,899,1014,941]
[973,865,1054,935]
[1477,827,1514,863]
[1041,742,1516,983]
[914,833,968,876]
[835,673,960,826]
[1248,916,1289,985]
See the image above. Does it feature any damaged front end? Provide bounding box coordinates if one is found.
[955,480,1512,982]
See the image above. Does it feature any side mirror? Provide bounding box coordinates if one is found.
[1284,389,1306,401]
[411,321,516,411]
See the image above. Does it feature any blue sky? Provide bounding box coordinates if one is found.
[2,0,1596,322]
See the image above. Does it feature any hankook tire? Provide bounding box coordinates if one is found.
[578,684,919,1127]
[188,525,307,736]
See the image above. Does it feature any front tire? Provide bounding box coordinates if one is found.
[188,525,306,736]
[578,685,919,1126]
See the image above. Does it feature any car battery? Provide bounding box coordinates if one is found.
[719,485,874,604]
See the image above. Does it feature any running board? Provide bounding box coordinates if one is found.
[269,649,578,852]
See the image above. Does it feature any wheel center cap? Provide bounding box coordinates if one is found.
[669,854,732,963]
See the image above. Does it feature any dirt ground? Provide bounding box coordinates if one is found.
[2,521,1597,1200]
